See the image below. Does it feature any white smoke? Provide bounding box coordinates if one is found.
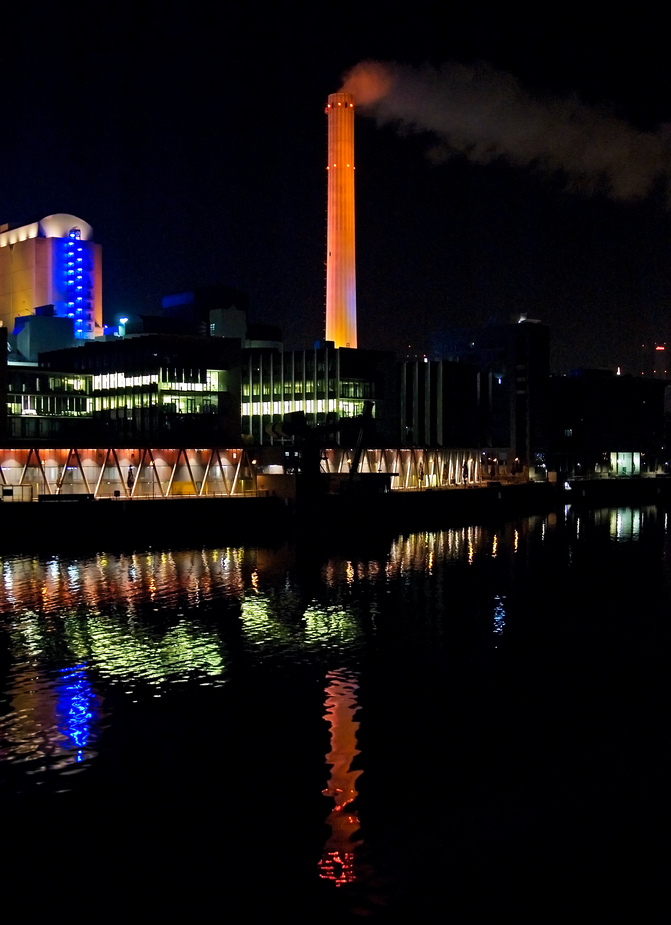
[341,60,671,202]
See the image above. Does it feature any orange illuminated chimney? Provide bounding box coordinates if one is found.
[325,92,357,348]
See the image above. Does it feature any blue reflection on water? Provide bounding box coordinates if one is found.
[56,664,94,760]
[493,595,506,637]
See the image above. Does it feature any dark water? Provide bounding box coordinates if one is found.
[0,507,666,918]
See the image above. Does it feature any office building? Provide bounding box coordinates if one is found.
[240,342,397,445]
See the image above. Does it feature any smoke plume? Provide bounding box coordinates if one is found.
[341,60,671,202]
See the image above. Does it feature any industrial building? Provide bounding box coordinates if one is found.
[1,214,102,340]
[39,333,242,446]
[0,92,487,498]
[400,358,479,448]
[430,318,550,474]
[2,84,669,506]
[548,369,671,477]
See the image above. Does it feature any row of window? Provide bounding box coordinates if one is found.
[7,394,219,415]
[241,399,367,417]
[93,373,159,390]
[7,377,86,394]
[91,371,221,391]
[7,396,90,416]
[241,380,370,398]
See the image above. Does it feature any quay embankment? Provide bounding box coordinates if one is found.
[299,474,671,534]
[3,475,670,554]
[0,495,288,554]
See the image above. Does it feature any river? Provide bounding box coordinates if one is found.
[0,506,666,919]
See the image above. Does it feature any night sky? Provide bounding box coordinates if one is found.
[3,4,671,373]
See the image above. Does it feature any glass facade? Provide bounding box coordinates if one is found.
[5,370,92,438]
[240,345,374,444]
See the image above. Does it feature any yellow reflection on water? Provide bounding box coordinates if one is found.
[12,610,226,685]
[303,606,360,648]
[319,669,362,887]
[240,593,292,647]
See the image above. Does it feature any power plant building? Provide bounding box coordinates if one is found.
[430,319,551,469]
[0,214,102,340]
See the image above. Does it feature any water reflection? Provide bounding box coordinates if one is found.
[8,606,227,688]
[1,662,101,774]
[563,504,658,542]
[319,669,362,887]
[2,509,653,790]
[0,505,665,915]
[55,664,94,760]
[493,595,506,638]
[610,507,641,541]
[0,524,528,782]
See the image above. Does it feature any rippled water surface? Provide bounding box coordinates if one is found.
[1,506,667,918]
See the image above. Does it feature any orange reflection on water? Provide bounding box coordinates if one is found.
[319,669,362,887]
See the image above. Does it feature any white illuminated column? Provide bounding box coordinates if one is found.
[325,92,357,349]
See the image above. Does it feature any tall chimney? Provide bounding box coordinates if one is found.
[325,92,357,349]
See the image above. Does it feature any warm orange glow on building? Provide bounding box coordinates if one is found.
[325,92,357,349]
[318,668,362,886]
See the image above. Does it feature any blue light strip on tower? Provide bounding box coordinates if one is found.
[63,227,93,339]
